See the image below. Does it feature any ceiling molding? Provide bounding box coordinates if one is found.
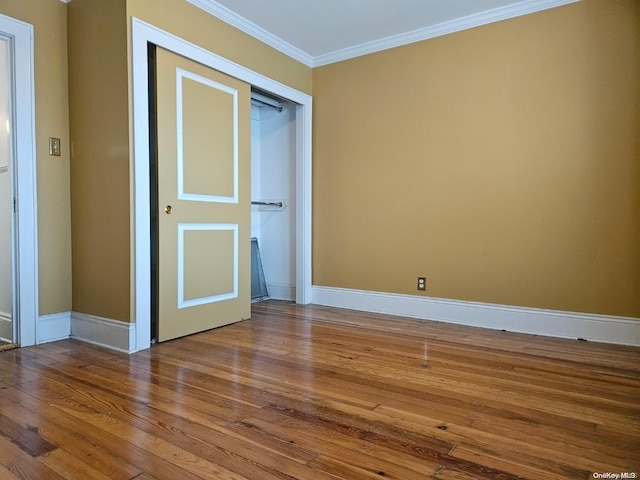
[188,0,579,68]
[312,0,581,66]
[186,0,314,67]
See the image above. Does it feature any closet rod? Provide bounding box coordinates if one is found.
[251,201,283,208]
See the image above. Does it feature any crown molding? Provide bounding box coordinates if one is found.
[187,0,579,68]
[313,0,580,66]
[186,0,314,67]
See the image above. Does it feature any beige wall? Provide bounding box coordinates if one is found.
[125,0,312,322]
[0,0,72,316]
[6,0,634,326]
[126,0,312,96]
[66,0,312,322]
[312,0,640,318]
[68,0,130,321]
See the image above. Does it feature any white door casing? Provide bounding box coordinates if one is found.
[0,14,38,347]
[131,18,313,352]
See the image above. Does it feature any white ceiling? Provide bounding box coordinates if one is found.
[187,0,579,67]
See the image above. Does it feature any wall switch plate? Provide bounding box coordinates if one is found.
[417,277,426,291]
[49,137,61,156]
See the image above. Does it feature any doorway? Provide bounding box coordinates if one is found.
[0,32,13,344]
[0,14,38,348]
[132,18,312,352]
[250,90,297,302]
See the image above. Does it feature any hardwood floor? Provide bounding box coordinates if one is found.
[0,300,638,479]
[0,342,18,353]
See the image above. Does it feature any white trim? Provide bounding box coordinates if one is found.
[37,311,71,344]
[312,286,640,347]
[186,0,579,67]
[0,15,38,348]
[185,0,313,67]
[71,312,136,354]
[176,68,239,204]
[29,311,137,353]
[294,101,313,304]
[0,311,11,322]
[132,18,313,352]
[177,223,238,308]
[314,0,580,66]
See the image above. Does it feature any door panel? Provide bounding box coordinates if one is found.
[155,47,251,342]
[181,75,235,199]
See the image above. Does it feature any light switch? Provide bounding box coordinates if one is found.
[49,137,61,156]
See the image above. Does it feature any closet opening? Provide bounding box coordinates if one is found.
[250,87,296,302]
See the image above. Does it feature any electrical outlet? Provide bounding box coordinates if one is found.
[417,277,426,291]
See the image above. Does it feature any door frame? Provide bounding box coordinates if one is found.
[0,15,38,347]
[131,18,313,352]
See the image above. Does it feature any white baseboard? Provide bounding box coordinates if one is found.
[71,312,136,353]
[0,311,12,343]
[312,286,640,347]
[37,312,71,344]
[267,282,295,301]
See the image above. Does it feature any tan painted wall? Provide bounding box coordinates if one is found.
[125,0,312,322]
[68,0,130,321]
[126,0,312,95]
[312,0,640,318]
[66,0,312,322]
[0,0,72,316]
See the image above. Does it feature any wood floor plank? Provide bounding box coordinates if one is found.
[0,355,45,387]
[8,381,240,480]
[17,377,258,480]
[0,463,21,480]
[0,434,66,480]
[468,416,640,466]
[433,466,485,480]
[0,300,638,479]
[0,387,142,480]
[0,413,57,458]
[16,368,335,480]
[308,454,434,480]
[295,390,637,471]
[449,445,578,480]
[238,411,445,478]
[59,361,320,467]
[38,448,113,480]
